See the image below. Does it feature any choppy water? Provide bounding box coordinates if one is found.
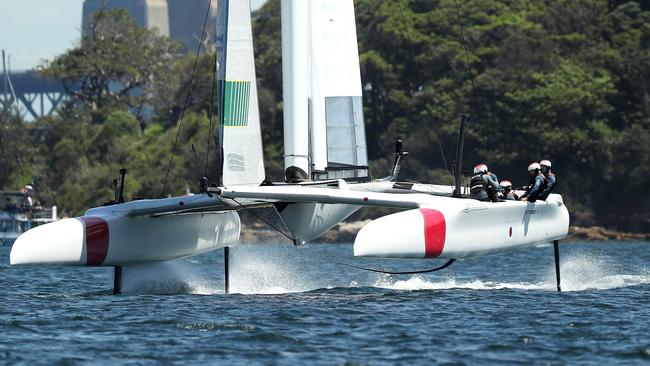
[1,242,649,365]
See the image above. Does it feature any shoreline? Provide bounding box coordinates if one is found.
[566,226,650,242]
[240,220,650,244]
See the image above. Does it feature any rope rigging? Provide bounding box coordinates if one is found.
[161,0,214,197]
[395,0,493,180]
[452,0,490,166]
[227,197,296,242]
[396,1,455,187]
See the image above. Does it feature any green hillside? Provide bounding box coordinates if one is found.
[1,1,648,231]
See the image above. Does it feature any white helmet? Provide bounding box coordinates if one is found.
[501,180,512,188]
[473,163,488,174]
[540,159,551,168]
[25,185,34,191]
[527,162,540,172]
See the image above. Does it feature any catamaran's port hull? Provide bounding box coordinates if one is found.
[10,209,240,266]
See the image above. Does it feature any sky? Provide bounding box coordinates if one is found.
[0,0,267,71]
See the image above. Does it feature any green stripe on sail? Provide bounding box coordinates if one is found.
[222,80,251,127]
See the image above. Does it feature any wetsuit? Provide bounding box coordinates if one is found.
[521,173,545,202]
[539,171,556,200]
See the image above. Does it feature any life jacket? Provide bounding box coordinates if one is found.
[470,173,487,194]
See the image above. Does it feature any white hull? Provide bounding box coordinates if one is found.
[354,194,569,259]
[11,196,240,266]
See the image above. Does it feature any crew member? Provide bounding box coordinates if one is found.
[470,163,501,202]
[499,180,518,200]
[520,162,544,202]
[538,159,556,200]
[21,184,34,215]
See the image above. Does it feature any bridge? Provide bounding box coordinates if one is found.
[1,0,221,121]
[1,69,67,120]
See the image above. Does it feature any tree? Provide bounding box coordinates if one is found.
[11,0,650,230]
[40,9,181,122]
[0,108,36,190]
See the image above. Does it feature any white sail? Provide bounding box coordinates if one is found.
[216,0,265,186]
[282,0,369,182]
[309,0,368,180]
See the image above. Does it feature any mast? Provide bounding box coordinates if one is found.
[308,1,327,173]
[281,0,310,181]
[453,114,470,197]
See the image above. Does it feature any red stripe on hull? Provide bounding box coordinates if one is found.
[80,217,109,265]
[420,209,446,257]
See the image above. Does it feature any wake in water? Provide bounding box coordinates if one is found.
[555,252,650,291]
[374,252,650,292]
[228,245,339,294]
[373,275,549,291]
[117,246,325,295]
[120,260,220,295]
[117,246,650,295]
[228,254,308,295]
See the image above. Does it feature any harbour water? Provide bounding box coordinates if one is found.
[1,242,649,365]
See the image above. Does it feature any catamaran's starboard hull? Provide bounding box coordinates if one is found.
[10,210,240,266]
[354,194,569,259]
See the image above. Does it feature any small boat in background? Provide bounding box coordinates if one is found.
[0,191,58,246]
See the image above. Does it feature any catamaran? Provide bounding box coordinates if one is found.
[10,0,569,293]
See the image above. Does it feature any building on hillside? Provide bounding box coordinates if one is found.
[167,0,218,52]
[82,0,218,52]
[83,0,170,37]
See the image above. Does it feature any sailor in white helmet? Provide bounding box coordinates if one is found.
[499,180,518,200]
[520,162,544,202]
[21,184,34,213]
[469,163,502,202]
[538,159,556,200]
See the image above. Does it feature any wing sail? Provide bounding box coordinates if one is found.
[282,0,369,182]
[216,0,265,186]
[309,0,368,180]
